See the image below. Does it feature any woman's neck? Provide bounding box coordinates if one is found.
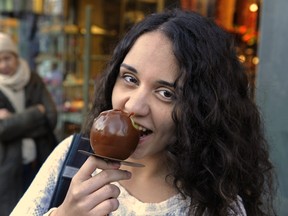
[119,155,177,203]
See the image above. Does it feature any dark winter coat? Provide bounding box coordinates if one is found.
[0,72,58,215]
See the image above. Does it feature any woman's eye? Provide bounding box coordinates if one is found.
[122,74,138,84]
[157,89,175,101]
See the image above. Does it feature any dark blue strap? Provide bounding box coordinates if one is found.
[49,133,91,208]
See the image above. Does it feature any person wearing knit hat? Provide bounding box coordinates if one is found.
[0,33,20,77]
[0,32,19,55]
[0,32,58,216]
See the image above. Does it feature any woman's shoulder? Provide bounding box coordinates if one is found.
[51,135,74,160]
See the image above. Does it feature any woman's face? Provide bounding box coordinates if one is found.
[0,51,19,76]
[112,31,179,160]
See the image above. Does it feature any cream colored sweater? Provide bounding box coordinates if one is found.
[11,136,246,216]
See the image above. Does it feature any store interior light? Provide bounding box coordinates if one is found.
[249,3,258,12]
[238,55,246,63]
[252,56,259,65]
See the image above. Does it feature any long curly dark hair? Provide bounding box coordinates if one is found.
[82,9,276,216]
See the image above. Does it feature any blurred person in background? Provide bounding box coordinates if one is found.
[0,32,58,216]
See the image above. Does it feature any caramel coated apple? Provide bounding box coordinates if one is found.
[90,109,140,160]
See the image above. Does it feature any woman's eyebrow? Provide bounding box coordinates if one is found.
[157,80,176,88]
[121,63,176,88]
[121,63,138,73]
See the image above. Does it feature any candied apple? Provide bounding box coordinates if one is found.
[90,109,140,160]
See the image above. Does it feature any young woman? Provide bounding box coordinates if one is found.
[11,9,276,216]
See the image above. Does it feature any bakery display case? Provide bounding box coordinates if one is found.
[36,9,113,138]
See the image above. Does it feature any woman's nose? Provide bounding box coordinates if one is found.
[0,66,7,74]
[0,60,6,70]
[124,89,150,117]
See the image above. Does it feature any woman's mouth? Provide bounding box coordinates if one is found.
[137,125,153,139]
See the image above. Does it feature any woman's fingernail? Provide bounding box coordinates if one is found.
[125,171,132,178]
